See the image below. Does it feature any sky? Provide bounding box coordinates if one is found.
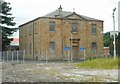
[5,0,119,38]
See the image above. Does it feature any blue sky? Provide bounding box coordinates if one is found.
[5,0,119,38]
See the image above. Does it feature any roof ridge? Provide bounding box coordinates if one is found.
[44,9,103,21]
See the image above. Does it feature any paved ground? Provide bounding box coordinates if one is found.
[0,61,119,82]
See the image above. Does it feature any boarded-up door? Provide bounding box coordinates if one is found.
[72,46,79,59]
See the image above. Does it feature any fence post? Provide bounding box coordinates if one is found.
[46,50,48,64]
[12,51,13,63]
[17,50,19,62]
[23,50,25,63]
[38,51,40,60]
[3,52,4,63]
[7,51,8,62]
[84,49,86,60]
[68,50,70,64]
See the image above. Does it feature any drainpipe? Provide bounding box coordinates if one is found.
[61,19,63,59]
[33,22,34,59]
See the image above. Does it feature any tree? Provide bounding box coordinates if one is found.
[109,32,120,56]
[104,32,110,47]
[0,1,17,51]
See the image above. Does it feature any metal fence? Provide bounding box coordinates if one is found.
[0,50,25,63]
[0,50,67,63]
[0,50,81,63]
[0,50,106,63]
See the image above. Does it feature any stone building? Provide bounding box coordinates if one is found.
[19,5,104,60]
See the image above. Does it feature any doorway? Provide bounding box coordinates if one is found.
[72,46,79,59]
[70,38,80,60]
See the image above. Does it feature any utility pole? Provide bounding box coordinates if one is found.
[119,1,120,32]
[112,8,116,60]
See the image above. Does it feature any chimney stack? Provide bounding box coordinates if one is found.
[58,5,63,18]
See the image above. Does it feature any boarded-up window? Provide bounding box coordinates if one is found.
[50,42,55,53]
[92,42,97,53]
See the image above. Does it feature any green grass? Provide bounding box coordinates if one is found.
[76,57,119,69]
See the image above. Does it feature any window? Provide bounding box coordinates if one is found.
[92,42,97,53]
[50,22,55,32]
[50,42,55,53]
[91,24,96,34]
[71,23,77,32]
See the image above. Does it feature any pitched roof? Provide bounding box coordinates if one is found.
[19,5,103,27]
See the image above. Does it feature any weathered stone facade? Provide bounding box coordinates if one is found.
[19,6,104,60]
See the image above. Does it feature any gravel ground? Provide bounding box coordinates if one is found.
[0,61,119,82]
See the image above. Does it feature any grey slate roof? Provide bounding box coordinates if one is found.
[44,9,72,18]
[44,9,102,21]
